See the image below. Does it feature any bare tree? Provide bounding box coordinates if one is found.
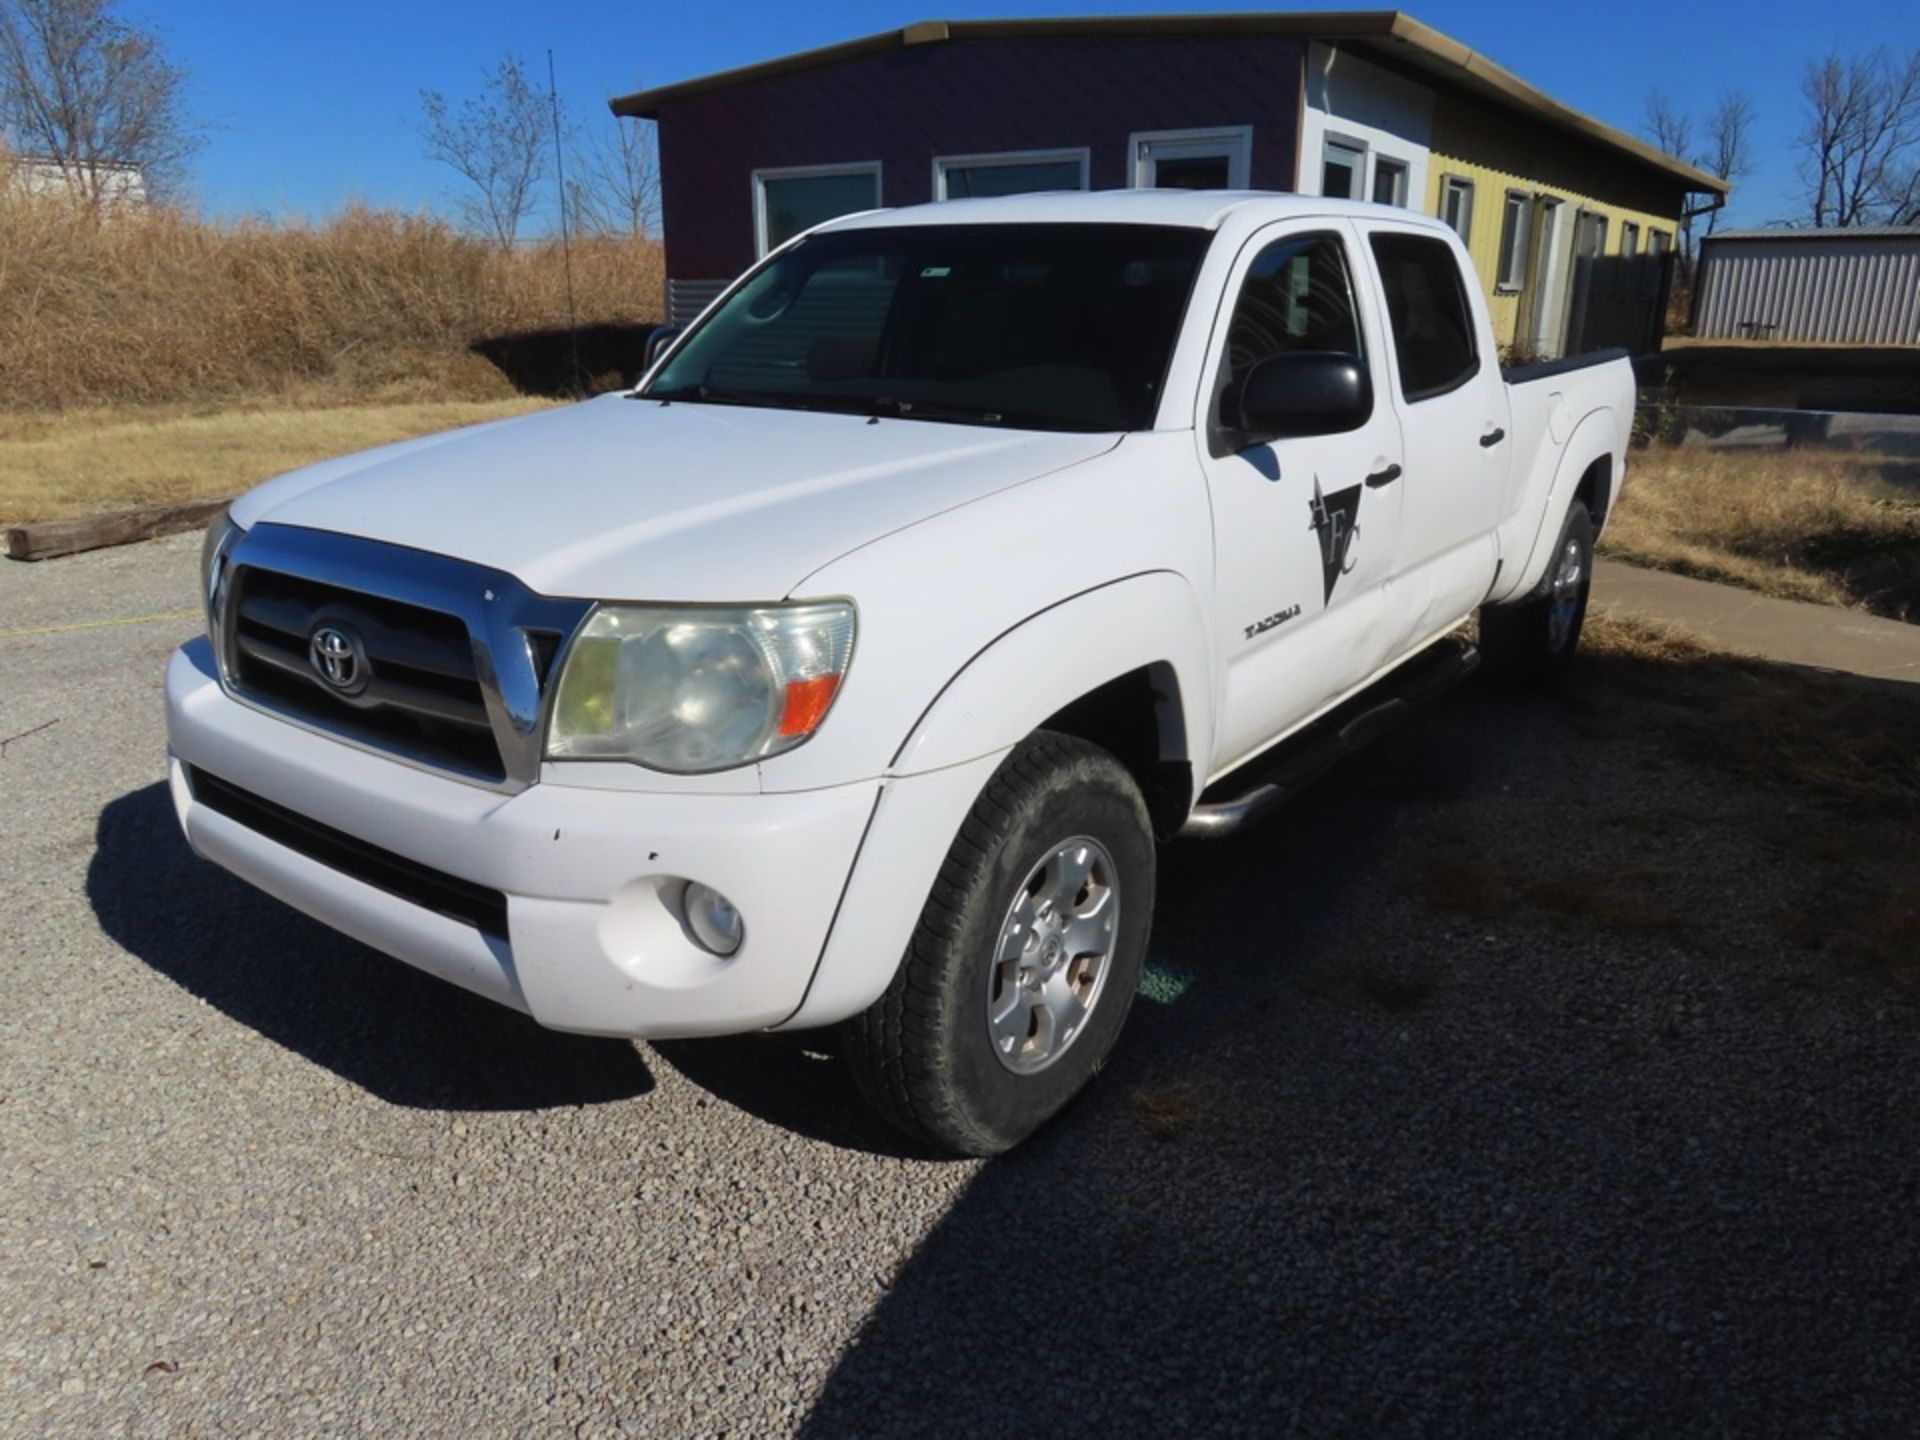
[0,0,195,206]
[1797,48,1920,227]
[1643,89,1709,258]
[569,109,660,239]
[418,54,548,250]
[1700,90,1755,238]
[1643,90,1697,168]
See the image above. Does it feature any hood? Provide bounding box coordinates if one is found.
[232,395,1120,601]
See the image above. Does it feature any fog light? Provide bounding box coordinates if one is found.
[685,882,744,957]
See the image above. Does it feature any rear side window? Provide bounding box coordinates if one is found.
[1368,233,1480,401]
[1223,232,1364,386]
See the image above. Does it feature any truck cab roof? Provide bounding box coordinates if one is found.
[820,188,1461,236]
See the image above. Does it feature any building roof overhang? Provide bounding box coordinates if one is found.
[609,11,1728,195]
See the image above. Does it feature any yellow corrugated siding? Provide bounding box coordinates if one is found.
[1424,96,1686,352]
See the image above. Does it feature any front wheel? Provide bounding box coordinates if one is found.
[841,731,1154,1156]
[1480,502,1594,688]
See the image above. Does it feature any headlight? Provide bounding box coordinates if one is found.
[200,508,243,630]
[546,601,855,773]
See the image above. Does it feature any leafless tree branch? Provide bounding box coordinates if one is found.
[1700,90,1754,238]
[1797,48,1920,227]
[568,99,660,240]
[0,0,195,206]
[417,54,548,251]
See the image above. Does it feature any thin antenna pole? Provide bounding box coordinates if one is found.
[547,48,583,396]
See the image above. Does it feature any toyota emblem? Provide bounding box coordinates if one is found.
[308,624,368,695]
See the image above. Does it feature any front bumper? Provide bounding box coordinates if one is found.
[163,638,880,1038]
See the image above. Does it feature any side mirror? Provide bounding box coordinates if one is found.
[644,324,684,370]
[1228,351,1372,443]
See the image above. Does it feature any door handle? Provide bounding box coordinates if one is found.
[1479,427,1506,448]
[1364,463,1402,489]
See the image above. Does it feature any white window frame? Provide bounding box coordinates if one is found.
[931,147,1090,201]
[1371,154,1410,208]
[1319,134,1367,201]
[751,161,882,258]
[1128,124,1254,190]
[1646,228,1670,257]
[1495,188,1531,292]
[1620,220,1640,258]
[1440,174,1475,245]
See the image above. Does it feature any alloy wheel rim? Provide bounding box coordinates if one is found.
[987,836,1120,1075]
[1547,534,1586,652]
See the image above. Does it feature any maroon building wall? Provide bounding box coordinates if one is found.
[656,35,1306,281]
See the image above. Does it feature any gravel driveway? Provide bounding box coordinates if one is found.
[2,536,1915,1437]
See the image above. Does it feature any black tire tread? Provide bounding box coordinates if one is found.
[842,731,1145,1155]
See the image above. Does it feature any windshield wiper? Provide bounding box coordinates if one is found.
[644,385,1021,428]
[644,384,873,417]
[867,396,1007,427]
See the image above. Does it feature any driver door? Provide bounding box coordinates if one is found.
[1193,220,1406,776]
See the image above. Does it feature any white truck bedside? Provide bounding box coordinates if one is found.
[165,192,1632,1154]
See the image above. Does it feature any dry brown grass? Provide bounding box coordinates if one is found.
[1602,445,1920,620]
[0,184,662,410]
[0,397,557,524]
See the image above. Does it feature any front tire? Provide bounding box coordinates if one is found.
[1481,501,1594,688]
[842,731,1155,1156]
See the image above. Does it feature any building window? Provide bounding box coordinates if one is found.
[1647,229,1670,257]
[934,149,1090,200]
[1496,190,1531,292]
[1439,176,1474,244]
[1130,126,1253,190]
[1368,231,1481,402]
[1371,156,1409,208]
[1620,221,1640,258]
[752,163,881,256]
[1320,138,1365,199]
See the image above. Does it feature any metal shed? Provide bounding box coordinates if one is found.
[1694,228,1920,345]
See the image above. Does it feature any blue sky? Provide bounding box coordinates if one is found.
[156,0,1905,230]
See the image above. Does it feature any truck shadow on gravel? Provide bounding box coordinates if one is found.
[86,783,656,1111]
[792,638,1920,1438]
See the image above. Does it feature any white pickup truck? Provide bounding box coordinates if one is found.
[166,192,1631,1154]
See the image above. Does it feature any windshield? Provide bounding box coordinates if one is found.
[646,223,1211,433]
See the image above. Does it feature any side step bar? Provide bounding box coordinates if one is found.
[1179,638,1481,839]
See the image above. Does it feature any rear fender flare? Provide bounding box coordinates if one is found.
[1497,407,1616,603]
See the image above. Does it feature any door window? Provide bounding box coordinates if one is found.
[1368,232,1480,402]
[1223,232,1364,385]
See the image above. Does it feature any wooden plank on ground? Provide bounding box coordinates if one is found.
[5,496,235,562]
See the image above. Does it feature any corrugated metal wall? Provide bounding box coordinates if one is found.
[1695,235,1920,344]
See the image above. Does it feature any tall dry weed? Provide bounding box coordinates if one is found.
[0,184,663,408]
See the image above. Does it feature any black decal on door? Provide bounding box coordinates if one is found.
[1307,475,1362,603]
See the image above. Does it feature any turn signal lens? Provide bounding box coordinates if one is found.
[778,673,842,738]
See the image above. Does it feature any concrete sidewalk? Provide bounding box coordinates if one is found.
[1592,558,1920,685]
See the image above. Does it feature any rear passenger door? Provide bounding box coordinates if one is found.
[1360,225,1510,649]
[1194,221,1407,776]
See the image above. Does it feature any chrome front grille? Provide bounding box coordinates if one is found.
[213,524,593,791]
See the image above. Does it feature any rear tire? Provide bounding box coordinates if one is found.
[1481,502,1594,688]
[841,731,1154,1156]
